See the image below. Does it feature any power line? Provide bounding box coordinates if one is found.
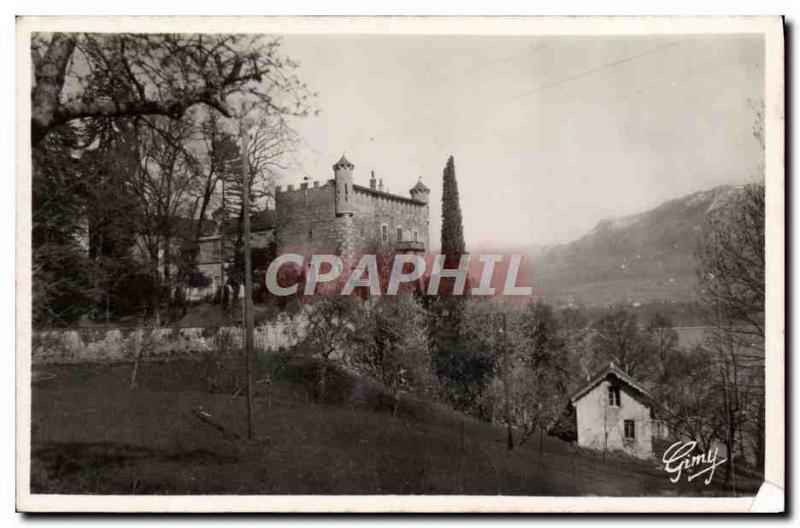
[426,41,552,82]
[495,40,681,107]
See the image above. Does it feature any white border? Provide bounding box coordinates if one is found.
[14,15,785,513]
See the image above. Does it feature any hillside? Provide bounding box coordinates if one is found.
[528,185,743,306]
[30,357,751,496]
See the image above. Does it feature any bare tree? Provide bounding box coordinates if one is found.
[697,185,765,341]
[353,295,436,416]
[589,310,648,378]
[515,301,572,457]
[127,115,201,324]
[648,344,728,454]
[694,183,765,484]
[219,113,297,305]
[300,296,364,402]
[31,33,312,146]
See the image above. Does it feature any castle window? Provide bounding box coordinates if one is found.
[608,386,621,407]
[624,420,635,440]
[308,228,313,241]
[381,224,388,243]
[396,227,403,241]
[413,230,418,242]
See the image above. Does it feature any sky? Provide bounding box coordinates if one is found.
[275,33,764,249]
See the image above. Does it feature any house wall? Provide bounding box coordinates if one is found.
[575,378,653,459]
[195,230,275,294]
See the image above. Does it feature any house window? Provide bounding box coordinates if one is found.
[608,386,621,407]
[624,419,635,440]
[396,227,403,241]
[381,224,388,243]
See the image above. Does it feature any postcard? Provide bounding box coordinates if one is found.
[16,15,785,513]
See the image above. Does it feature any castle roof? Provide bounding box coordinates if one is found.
[410,179,430,193]
[352,184,426,206]
[569,362,651,405]
[333,154,354,170]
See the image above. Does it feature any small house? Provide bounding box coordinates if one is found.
[570,362,653,459]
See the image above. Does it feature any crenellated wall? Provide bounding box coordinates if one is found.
[274,181,339,257]
[273,175,429,262]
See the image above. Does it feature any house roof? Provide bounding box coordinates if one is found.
[569,362,651,405]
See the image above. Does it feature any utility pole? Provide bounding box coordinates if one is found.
[219,178,226,311]
[241,127,255,440]
[711,214,736,494]
[496,312,513,451]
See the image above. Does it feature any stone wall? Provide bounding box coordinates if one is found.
[32,312,309,365]
[350,186,430,255]
[275,181,340,257]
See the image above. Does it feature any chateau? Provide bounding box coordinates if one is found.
[194,155,431,293]
[275,155,430,260]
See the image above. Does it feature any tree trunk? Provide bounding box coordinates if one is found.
[723,439,732,487]
[31,33,77,146]
[150,252,161,326]
[318,361,328,403]
[539,426,544,460]
[392,393,401,418]
[756,399,765,472]
[163,233,172,320]
[130,330,152,389]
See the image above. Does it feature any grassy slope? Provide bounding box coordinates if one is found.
[30,358,753,496]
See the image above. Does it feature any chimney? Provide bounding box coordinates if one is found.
[369,171,377,190]
[378,178,384,192]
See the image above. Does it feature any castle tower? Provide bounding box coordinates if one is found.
[410,177,430,204]
[333,154,355,217]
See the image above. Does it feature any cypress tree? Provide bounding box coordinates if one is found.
[431,156,478,411]
[440,155,465,267]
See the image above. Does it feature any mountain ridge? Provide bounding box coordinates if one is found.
[523,185,745,306]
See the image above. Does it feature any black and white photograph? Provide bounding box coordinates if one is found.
[15,15,784,513]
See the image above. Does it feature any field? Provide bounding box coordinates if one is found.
[30,356,755,496]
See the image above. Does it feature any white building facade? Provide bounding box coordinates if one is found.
[570,363,654,459]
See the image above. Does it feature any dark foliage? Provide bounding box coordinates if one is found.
[440,155,465,267]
